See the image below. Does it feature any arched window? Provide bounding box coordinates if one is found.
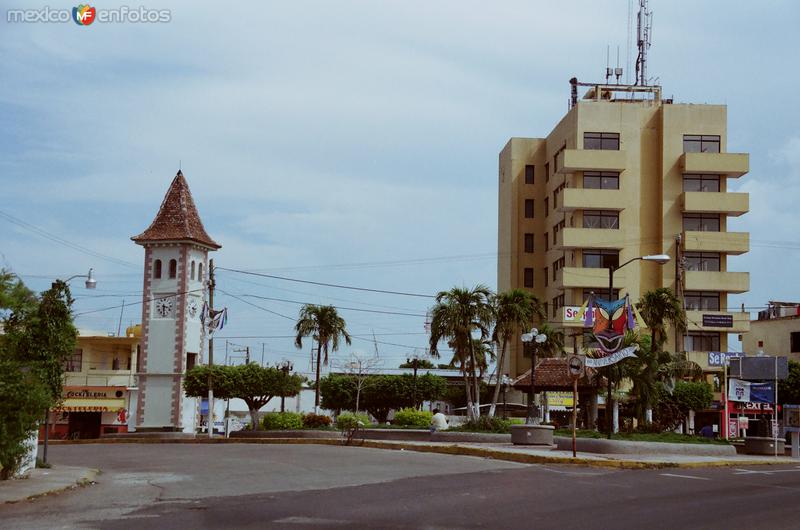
[198,263,204,282]
[191,261,196,281]
[153,259,162,279]
[169,259,177,279]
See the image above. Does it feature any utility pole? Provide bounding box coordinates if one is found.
[245,346,250,364]
[314,340,322,414]
[207,259,215,439]
[279,361,293,412]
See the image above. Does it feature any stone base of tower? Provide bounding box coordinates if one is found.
[136,375,198,434]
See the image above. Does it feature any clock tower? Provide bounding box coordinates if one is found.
[131,171,220,432]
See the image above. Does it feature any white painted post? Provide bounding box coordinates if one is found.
[792,432,799,459]
[612,401,619,433]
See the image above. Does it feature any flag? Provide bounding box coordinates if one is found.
[201,302,228,335]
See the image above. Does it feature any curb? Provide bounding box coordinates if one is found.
[40,437,793,470]
[4,468,100,505]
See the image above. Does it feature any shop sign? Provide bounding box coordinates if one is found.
[702,314,733,328]
[545,391,574,408]
[707,351,742,367]
[64,387,126,399]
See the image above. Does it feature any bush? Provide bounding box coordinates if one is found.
[262,412,304,430]
[336,412,370,430]
[393,408,432,428]
[302,413,332,428]
[456,416,514,433]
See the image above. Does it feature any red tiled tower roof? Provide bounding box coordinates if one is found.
[132,171,221,249]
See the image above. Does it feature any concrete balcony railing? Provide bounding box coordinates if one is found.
[559,188,624,212]
[686,310,750,333]
[559,267,624,290]
[681,152,749,177]
[682,191,749,217]
[684,270,750,294]
[557,227,626,250]
[683,231,749,255]
[557,149,626,174]
[64,371,138,388]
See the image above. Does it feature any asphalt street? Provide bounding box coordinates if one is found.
[2,444,799,529]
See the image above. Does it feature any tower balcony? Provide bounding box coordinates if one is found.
[683,231,749,255]
[684,270,749,294]
[556,149,626,174]
[556,227,625,250]
[682,191,749,217]
[558,188,624,212]
[681,152,749,177]
[558,267,624,290]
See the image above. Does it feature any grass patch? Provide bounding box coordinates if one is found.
[554,429,730,445]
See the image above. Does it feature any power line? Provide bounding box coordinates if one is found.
[238,293,427,318]
[216,289,296,321]
[215,267,435,298]
[73,288,204,316]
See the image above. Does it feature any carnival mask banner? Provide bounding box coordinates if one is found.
[579,293,644,368]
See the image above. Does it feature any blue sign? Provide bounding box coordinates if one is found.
[750,382,775,404]
[707,351,744,367]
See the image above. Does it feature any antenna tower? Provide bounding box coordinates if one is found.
[634,0,653,85]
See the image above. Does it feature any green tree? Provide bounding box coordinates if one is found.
[637,288,686,356]
[0,269,37,318]
[294,305,351,412]
[488,289,544,417]
[399,358,435,369]
[779,360,800,405]
[428,285,494,420]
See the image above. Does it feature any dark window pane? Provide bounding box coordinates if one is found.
[524,233,534,253]
[524,268,534,288]
[582,250,619,269]
[683,174,720,192]
[683,134,720,153]
[544,198,549,217]
[525,165,535,184]
[791,332,800,353]
[684,252,720,272]
[584,132,620,150]
[525,199,534,218]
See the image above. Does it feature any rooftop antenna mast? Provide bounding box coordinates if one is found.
[634,0,653,85]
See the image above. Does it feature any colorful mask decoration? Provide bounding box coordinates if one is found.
[579,293,644,367]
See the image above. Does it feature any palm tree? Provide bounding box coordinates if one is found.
[428,285,494,420]
[637,288,687,356]
[294,304,351,413]
[488,289,544,417]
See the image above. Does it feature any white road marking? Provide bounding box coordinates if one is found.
[659,473,710,481]
[734,468,800,476]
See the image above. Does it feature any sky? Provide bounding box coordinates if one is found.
[1,0,799,374]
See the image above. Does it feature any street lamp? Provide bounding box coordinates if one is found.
[521,328,547,425]
[501,374,511,420]
[57,268,97,290]
[604,254,669,438]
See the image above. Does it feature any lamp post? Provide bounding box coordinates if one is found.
[604,254,669,439]
[42,268,97,464]
[521,328,547,425]
[501,374,510,420]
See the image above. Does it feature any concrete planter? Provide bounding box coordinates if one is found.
[511,424,555,446]
[744,436,785,455]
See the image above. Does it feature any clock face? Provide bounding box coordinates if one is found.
[187,298,199,319]
[154,296,174,318]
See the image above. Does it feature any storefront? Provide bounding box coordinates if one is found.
[45,387,130,439]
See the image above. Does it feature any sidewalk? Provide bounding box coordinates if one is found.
[0,466,98,504]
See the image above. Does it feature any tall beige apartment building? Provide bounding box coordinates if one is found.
[498,83,751,379]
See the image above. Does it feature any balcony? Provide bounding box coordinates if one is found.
[64,371,137,388]
[684,271,749,293]
[683,231,749,255]
[686,310,750,333]
[559,267,624,290]
[681,152,749,177]
[559,188,624,212]
[682,191,749,217]
[557,227,625,250]
[557,149,626,174]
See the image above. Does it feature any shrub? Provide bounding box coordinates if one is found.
[336,412,370,430]
[393,408,432,428]
[262,412,304,430]
[303,413,332,428]
[456,416,514,433]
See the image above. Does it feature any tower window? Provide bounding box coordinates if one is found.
[683,174,720,192]
[584,132,620,150]
[186,352,198,371]
[683,135,720,153]
[683,213,721,232]
[524,199,534,218]
[524,233,534,253]
[198,263,204,282]
[191,261,196,281]
[169,259,177,279]
[525,165,534,185]
[523,268,534,288]
[584,171,619,190]
[153,259,162,279]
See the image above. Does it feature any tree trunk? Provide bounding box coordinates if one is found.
[249,406,259,431]
[468,338,480,418]
[461,371,475,421]
[488,338,508,418]
[314,337,322,414]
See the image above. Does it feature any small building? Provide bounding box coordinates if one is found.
[742,301,800,362]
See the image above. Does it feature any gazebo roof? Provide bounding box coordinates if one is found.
[512,357,604,390]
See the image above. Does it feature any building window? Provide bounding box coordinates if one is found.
[525,165,535,185]
[186,352,198,371]
[524,268,534,288]
[552,294,565,319]
[553,183,565,208]
[545,163,550,183]
[584,132,620,150]
[683,134,720,153]
[544,267,549,287]
[791,332,800,353]
[582,288,620,300]
[684,252,720,272]
[683,174,720,192]
[683,213,721,232]
[582,250,619,269]
[685,332,720,352]
[169,259,177,279]
[64,349,83,372]
[136,344,142,373]
[191,261,196,281]
[544,198,549,217]
[525,199,535,218]
[198,263,204,282]
[552,257,565,281]
[584,171,619,190]
[524,233,534,253]
[544,233,549,252]
[153,259,162,279]
[583,210,619,229]
[684,291,721,311]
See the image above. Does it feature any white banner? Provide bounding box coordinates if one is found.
[584,346,638,368]
[728,379,750,402]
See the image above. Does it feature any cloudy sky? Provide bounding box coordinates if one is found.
[1,0,799,372]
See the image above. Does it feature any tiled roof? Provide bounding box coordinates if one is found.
[512,357,604,390]
[132,171,220,249]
